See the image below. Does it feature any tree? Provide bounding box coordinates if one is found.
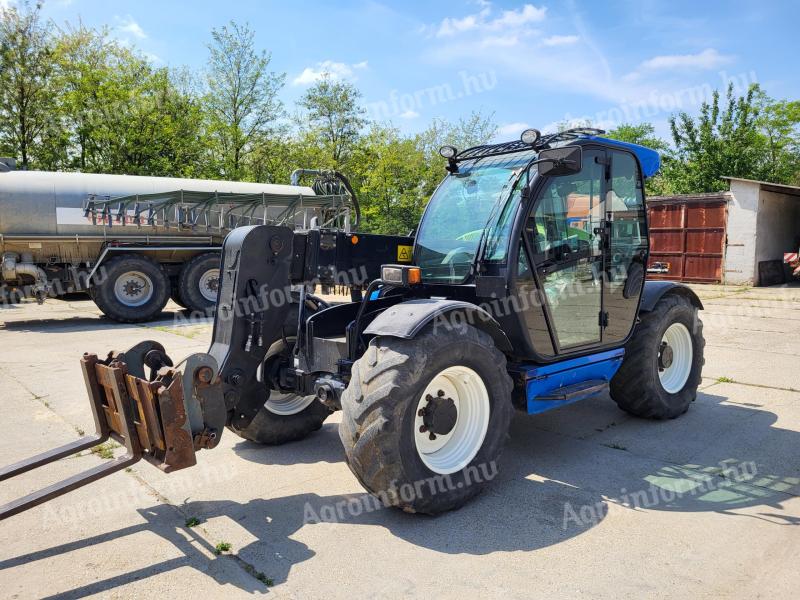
[0,1,56,168]
[667,83,764,193]
[349,124,428,234]
[606,123,669,153]
[297,75,367,169]
[205,21,285,180]
[754,94,800,185]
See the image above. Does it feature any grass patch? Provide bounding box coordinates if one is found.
[716,376,735,383]
[91,441,120,459]
[242,563,274,586]
[185,517,201,528]
[214,541,232,555]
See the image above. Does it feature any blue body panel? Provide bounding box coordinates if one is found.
[523,349,624,414]
[587,136,661,178]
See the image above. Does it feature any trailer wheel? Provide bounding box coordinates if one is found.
[92,254,170,323]
[177,253,220,314]
[610,294,705,419]
[339,323,513,514]
[230,339,332,445]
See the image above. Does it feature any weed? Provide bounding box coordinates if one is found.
[716,376,735,383]
[214,542,232,555]
[91,441,119,459]
[185,517,201,528]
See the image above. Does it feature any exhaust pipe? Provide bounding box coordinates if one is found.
[1,252,50,303]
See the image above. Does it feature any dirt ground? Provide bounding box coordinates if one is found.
[0,283,798,599]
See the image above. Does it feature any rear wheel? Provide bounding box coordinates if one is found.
[92,254,170,323]
[177,253,220,314]
[610,294,704,419]
[339,323,513,514]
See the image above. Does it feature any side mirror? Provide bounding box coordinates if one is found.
[536,146,582,177]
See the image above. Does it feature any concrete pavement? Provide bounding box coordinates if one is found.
[0,285,798,599]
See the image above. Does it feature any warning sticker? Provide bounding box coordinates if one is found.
[397,245,413,262]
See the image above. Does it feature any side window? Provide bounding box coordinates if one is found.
[608,152,646,248]
[528,154,604,260]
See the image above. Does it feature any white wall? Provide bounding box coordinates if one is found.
[724,180,760,285]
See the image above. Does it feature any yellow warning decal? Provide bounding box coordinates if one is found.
[397,245,413,262]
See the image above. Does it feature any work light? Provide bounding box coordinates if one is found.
[438,145,457,159]
[520,128,541,145]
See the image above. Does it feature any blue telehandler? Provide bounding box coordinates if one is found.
[1,127,704,518]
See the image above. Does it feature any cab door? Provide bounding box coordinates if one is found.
[526,149,606,352]
[601,149,649,344]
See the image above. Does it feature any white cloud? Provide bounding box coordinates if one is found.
[496,122,530,138]
[399,109,420,119]
[115,15,147,40]
[292,60,368,86]
[0,0,16,10]
[435,3,546,38]
[639,48,731,71]
[542,34,580,47]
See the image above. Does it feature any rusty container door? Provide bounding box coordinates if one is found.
[647,197,727,283]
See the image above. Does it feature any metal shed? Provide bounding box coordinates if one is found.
[646,193,728,283]
[647,178,800,286]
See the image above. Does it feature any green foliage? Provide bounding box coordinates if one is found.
[205,21,285,180]
[297,75,367,169]
[0,1,56,168]
[2,5,799,236]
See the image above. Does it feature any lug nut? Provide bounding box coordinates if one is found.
[419,425,427,433]
[429,432,437,441]
[417,408,426,417]
[437,390,445,397]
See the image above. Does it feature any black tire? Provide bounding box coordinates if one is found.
[610,294,705,419]
[177,252,220,314]
[92,254,170,323]
[228,300,331,445]
[232,395,331,445]
[339,323,513,515]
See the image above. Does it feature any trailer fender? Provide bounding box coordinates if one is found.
[639,280,703,312]
[363,298,512,352]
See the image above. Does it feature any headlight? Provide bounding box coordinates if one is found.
[381,265,421,286]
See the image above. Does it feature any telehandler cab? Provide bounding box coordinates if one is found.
[0,127,704,518]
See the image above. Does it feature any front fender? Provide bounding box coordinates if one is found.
[640,280,703,312]
[363,298,512,352]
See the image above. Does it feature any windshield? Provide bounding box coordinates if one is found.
[415,152,534,283]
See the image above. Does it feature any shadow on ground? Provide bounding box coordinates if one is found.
[2,388,798,597]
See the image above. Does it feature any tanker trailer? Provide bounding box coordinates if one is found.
[0,164,356,322]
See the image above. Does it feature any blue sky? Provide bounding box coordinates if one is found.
[24,0,800,140]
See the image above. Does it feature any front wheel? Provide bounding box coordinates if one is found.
[610,294,705,419]
[339,323,513,514]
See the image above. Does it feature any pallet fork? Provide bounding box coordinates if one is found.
[0,342,225,520]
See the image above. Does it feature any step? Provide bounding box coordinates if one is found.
[534,379,609,402]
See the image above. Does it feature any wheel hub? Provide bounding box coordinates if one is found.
[658,342,674,370]
[419,391,458,439]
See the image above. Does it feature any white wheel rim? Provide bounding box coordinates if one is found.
[198,268,220,302]
[265,392,316,416]
[414,366,490,475]
[659,322,693,394]
[113,271,154,307]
